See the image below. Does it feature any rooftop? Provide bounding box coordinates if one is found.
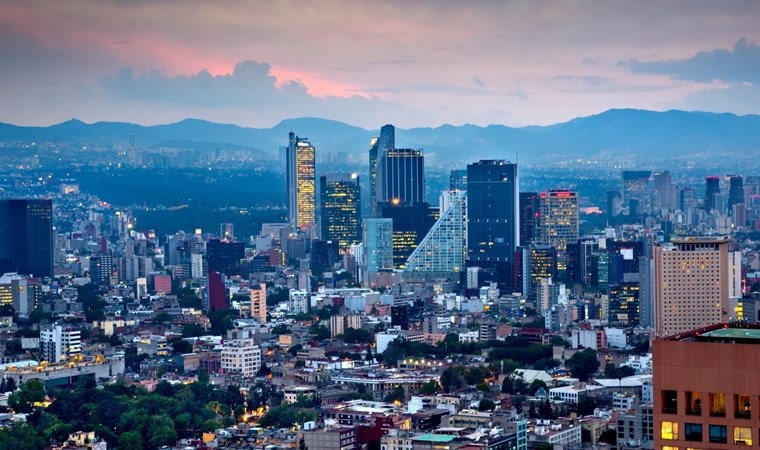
[413,434,457,443]
[660,323,760,343]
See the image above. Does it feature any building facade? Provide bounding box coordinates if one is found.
[287,132,317,230]
[320,174,362,250]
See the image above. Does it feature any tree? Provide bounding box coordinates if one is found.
[171,339,193,354]
[529,379,548,395]
[181,323,206,338]
[478,398,496,411]
[603,363,618,379]
[419,380,440,395]
[309,324,330,341]
[299,436,308,450]
[118,431,144,450]
[440,367,466,392]
[565,349,600,381]
[383,386,405,403]
[271,324,291,335]
[8,379,46,413]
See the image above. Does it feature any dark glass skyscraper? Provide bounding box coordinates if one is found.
[705,176,720,211]
[320,174,361,250]
[368,137,379,217]
[519,192,539,247]
[727,175,744,214]
[376,149,424,204]
[207,239,245,276]
[0,199,53,277]
[466,160,518,287]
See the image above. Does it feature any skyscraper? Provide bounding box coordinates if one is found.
[207,239,245,276]
[705,176,721,211]
[378,201,435,269]
[622,170,652,215]
[368,137,379,217]
[449,169,468,191]
[404,190,467,277]
[376,149,424,204]
[286,132,316,230]
[523,244,557,302]
[519,192,539,247]
[653,170,676,210]
[378,124,395,155]
[727,175,744,214]
[466,160,519,287]
[0,199,54,278]
[362,218,393,285]
[538,190,579,255]
[320,174,361,250]
[653,237,741,337]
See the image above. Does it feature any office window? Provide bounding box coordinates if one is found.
[662,422,679,440]
[733,427,752,446]
[709,425,727,444]
[662,390,678,414]
[662,447,679,450]
[709,393,726,417]
[685,423,702,442]
[734,394,751,419]
[686,391,702,415]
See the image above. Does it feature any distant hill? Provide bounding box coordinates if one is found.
[1,109,759,162]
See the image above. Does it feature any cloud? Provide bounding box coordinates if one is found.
[680,84,760,115]
[621,38,760,84]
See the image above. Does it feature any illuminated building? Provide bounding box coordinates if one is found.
[538,190,578,274]
[320,174,362,250]
[608,282,640,326]
[404,190,467,278]
[250,283,267,324]
[654,323,760,450]
[378,201,435,269]
[221,328,261,377]
[653,238,741,337]
[0,199,53,278]
[523,244,557,302]
[466,160,519,288]
[286,132,316,229]
[220,222,234,240]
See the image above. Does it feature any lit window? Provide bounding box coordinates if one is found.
[734,427,752,445]
[662,422,679,440]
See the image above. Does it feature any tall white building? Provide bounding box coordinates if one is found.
[40,324,82,363]
[190,252,204,280]
[221,328,261,377]
[289,289,310,314]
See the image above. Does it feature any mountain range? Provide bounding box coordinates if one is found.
[1,109,759,162]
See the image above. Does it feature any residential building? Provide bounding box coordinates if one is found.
[41,324,82,363]
[221,328,261,377]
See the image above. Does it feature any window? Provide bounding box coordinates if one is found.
[686,391,702,415]
[662,422,679,440]
[662,447,679,450]
[709,393,726,417]
[709,425,727,443]
[733,427,752,445]
[662,390,678,414]
[685,423,702,442]
[735,394,751,419]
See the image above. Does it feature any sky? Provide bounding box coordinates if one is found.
[1,0,759,129]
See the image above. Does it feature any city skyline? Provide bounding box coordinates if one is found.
[1,1,759,129]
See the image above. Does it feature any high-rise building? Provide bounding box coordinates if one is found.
[606,190,622,217]
[449,169,468,191]
[622,170,652,214]
[519,192,539,247]
[378,124,395,155]
[538,190,579,271]
[368,137,380,217]
[221,328,261,377]
[40,324,82,363]
[653,323,760,450]
[320,174,361,250]
[330,314,361,337]
[524,244,557,302]
[608,282,640,326]
[728,175,744,214]
[220,223,235,240]
[0,199,54,278]
[466,160,519,287]
[207,270,227,311]
[653,238,741,337]
[376,149,424,205]
[653,170,676,211]
[705,176,721,211]
[286,132,316,230]
[362,218,393,285]
[250,283,267,324]
[404,190,467,277]
[207,239,245,276]
[89,254,113,287]
[378,201,435,269]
